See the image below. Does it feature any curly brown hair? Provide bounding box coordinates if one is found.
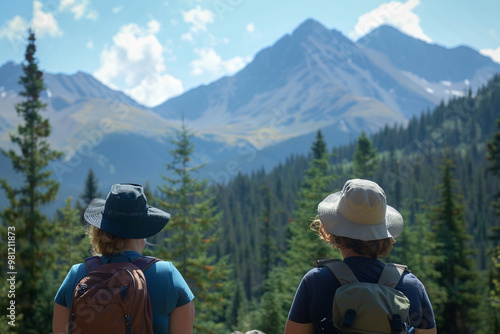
[88,225,127,256]
[310,217,394,259]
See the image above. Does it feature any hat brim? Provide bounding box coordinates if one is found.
[84,198,170,239]
[318,191,403,241]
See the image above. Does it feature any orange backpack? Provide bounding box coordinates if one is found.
[68,256,159,334]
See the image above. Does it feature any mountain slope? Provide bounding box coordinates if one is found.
[0,61,143,108]
[153,19,413,147]
[2,18,500,212]
[358,25,500,83]
[153,19,499,151]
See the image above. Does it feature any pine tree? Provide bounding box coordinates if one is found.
[155,121,232,333]
[75,168,103,224]
[78,169,102,208]
[286,130,338,270]
[353,130,379,179]
[486,119,500,331]
[0,29,62,333]
[428,159,479,333]
[311,129,327,160]
[254,130,338,334]
[387,210,443,312]
[31,198,89,334]
[260,183,277,280]
[487,119,500,213]
[55,198,90,274]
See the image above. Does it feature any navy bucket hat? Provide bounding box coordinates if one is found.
[84,183,170,239]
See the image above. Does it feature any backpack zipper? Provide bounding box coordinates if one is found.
[125,314,131,334]
[68,313,76,334]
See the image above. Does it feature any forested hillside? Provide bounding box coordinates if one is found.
[204,74,500,332]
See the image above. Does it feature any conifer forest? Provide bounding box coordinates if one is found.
[2,31,500,334]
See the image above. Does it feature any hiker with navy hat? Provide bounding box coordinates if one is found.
[53,183,194,334]
[284,179,437,334]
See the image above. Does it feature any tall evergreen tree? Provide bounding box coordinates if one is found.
[387,210,443,313]
[78,169,102,207]
[286,130,338,271]
[254,130,338,334]
[55,198,90,273]
[260,183,277,280]
[486,119,500,331]
[76,168,103,223]
[353,130,379,179]
[155,121,231,333]
[428,159,479,333]
[311,129,327,159]
[48,197,89,328]
[487,119,500,214]
[0,29,62,333]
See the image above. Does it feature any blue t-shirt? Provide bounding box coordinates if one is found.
[288,256,436,332]
[54,251,194,334]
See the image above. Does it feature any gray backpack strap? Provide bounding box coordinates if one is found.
[321,259,359,285]
[377,263,407,288]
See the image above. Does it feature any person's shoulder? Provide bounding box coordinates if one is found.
[303,263,337,282]
[70,262,88,275]
[146,258,175,273]
[398,269,427,291]
[60,262,89,287]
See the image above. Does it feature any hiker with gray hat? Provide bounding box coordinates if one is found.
[284,179,437,334]
[53,183,194,334]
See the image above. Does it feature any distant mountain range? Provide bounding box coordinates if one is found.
[1,19,499,210]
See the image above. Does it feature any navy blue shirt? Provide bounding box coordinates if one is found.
[288,257,436,332]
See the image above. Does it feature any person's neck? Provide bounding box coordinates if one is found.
[121,239,144,254]
[340,248,371,259]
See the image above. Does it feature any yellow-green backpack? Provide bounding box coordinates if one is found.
[317,259,414,334]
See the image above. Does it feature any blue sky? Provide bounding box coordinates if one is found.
[1,0,499,107]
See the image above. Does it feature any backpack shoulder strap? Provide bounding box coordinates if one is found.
[315,259,358,285]
[84,256,104,272]
[377,263,408,288]
[132,256,161,272]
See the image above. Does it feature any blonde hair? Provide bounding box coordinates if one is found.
[88,225,127,256]
[310,216,395,259]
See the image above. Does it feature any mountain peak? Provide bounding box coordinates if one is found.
[359,24,429,47]
[358,24,500,82]
[292,18,327,35]
[289,18,354,54]
[291,18,348,43]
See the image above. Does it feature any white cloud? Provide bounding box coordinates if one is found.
[189,48,251,77]
[32,0,62,38]
[94,20,183,107]
[112,6,123,14]
[181,32,194,41]
[349,0,432,43]
[147,20,161,34]
[86,38,93,49]
[481,47,500,64]
[182,5,215,35]
[246,23,255,33]
[125,73,183,107]
[59,0,98,20]
[0,15,28,42]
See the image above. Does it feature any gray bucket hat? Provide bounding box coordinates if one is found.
[84,183,170,239]
[317,179,403,241]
